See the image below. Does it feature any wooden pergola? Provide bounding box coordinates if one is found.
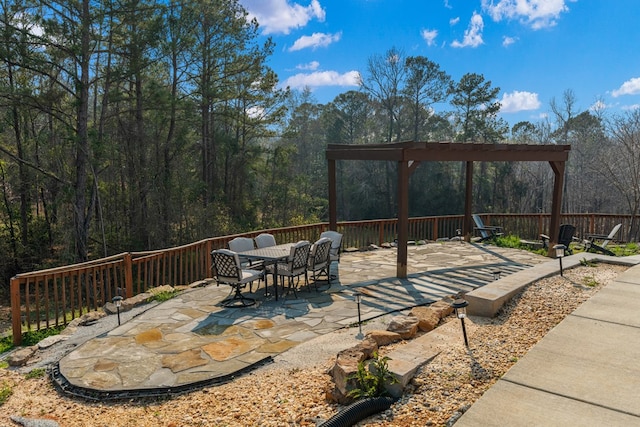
[326,141,571,278]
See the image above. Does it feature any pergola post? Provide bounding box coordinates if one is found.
[397,160,409,278]
[328,158,337,230]
[464,161,474,241]
[548,160,566,256]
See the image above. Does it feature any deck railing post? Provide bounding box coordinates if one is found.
[11,277,22,345]
[124,253,133,298]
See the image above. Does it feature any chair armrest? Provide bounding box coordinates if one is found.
[585,233,611,240]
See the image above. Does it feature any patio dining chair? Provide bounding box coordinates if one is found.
[320,230,343,280]
[306,237,332,291]
[211,249,263,308]
[255,233,277,248]
[270,240,311,298]
[228,236,264,291]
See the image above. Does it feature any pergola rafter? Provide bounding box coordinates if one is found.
[326,141,571,278]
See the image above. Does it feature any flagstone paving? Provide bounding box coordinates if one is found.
[56,242,548,396]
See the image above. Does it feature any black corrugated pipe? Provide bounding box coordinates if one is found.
[319,396,397,427]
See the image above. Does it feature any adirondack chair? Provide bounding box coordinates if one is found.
[583,223,622,256]
[540,224,577,255]
[472,214,504,242]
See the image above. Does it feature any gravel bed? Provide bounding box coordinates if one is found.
[0,263,626,426]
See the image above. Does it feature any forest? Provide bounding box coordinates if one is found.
[1,0,640,297]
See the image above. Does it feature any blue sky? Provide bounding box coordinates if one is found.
[238,0,640,126]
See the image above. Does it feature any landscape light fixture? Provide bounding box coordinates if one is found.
[553,244,566,277]
[456,228,462,243]
[492,270,502,281]
[112,295,123,325]
[451,298,469,348]
[354,291,363,338]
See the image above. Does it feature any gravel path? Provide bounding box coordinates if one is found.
[0,263,626,426]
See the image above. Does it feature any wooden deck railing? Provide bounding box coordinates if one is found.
[9,213,635,344]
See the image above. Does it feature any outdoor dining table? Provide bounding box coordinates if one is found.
[239,243,294,301]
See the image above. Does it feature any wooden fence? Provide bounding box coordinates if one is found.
[9,213,635,344]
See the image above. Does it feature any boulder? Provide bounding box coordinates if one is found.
[327,347,368,402]
[365,330,402,347]
[430,299,454,319]
[387,315,419,339]
[8,346,38,367]
[410,306,440,332]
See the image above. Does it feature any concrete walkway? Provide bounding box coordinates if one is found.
[457,253,640,426]
[54,242,545,398]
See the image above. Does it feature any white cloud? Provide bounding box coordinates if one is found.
[451,12,484,48]
[288,32,341,51]
[283,70,360,89]
[240,0,326,35]
[622,104,640,111]
[502,36,517,46]
[482,0,572,30]
[500,91,541,113]
[421,29,438,46]
[450,17,460,25]
[589,100,608,112]
[612,77,640,97]
[296,61,320,71]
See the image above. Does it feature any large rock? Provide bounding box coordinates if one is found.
[365,330,402,347]
[387,315,419,339]
[327,346,368,403]
[8,346,38,366]
[430,299,454,319]
[410,306,440,332]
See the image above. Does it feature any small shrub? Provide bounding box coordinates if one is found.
[25,368,46,379]
[347,351,398,399]
[21,325,65,347]
[582,275,599,287]
[0,382,12,405]
[494,234,523,249]
[0,336,12,355]
[580,258,597,267]
[152,290,179,303]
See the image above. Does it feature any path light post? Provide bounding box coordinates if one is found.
[451,298,469,348]
[553,244,566,277]
[492,269,502,281]
[456,228,462,243]
[112,295,123,326]
[354,291,363,338]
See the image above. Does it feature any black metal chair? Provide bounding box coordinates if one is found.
[228,236,264,292]
[271,240,311,298]
[211,249,262,307]
[320,230,343,280]
[306,237,332,291]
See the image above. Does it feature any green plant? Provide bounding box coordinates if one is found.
[494,234,524,249]
[21,325,65,347]
[152,290,179,302]
[0,336,12,355]
[0,361,8,369]
[25,368,46,379]
[0,381,13,405]
[347,351,398,399]
[582,275,599,287]
[580,258,597,267]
